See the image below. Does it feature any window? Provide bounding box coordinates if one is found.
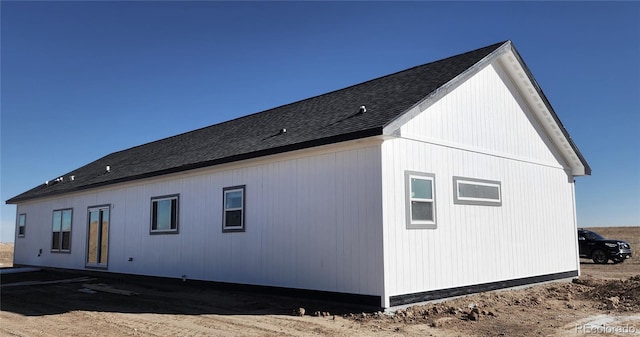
[405,171,436,229]
[223,185,245,232]
[453,176,501,206]
[17,214,26,237]
[87,206,110,267]
[151,195,179,234]
[52,209,72,252]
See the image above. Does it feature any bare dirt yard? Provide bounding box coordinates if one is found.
[1,226,638,337]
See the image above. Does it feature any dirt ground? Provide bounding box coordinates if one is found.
[1,226,638,337]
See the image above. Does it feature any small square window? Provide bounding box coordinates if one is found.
[223,186,245,232]
[405,171,436,229]
[151,195,179,234]
[17,214,26,237]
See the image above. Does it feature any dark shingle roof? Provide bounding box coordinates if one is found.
[8,41,509,203]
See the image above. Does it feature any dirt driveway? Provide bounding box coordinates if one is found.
[1,226,638,337]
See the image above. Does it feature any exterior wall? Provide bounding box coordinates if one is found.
[13,141,385,298]
[11,60,582,308]
[400,62,567,169]
[381,62,578,307]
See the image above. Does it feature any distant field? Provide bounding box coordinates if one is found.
[0,243,13,268]
[584,226,639,241]
[580,226,639,279]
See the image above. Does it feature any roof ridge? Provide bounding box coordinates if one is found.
[6,40,513,203]
[113,41,509,155]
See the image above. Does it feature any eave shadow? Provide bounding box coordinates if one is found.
[0,269,377,317]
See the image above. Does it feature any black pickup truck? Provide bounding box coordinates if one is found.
[578,228,633,264]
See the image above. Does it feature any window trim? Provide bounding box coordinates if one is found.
[86,204,111,269]
[453,176,502,206]
[405,171,436,229]
[52,208,73,253]
[222,185,246,233]
[150,194,179,234]
[17,213,26,237]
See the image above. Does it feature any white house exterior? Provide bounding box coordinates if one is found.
[8,41,590,308]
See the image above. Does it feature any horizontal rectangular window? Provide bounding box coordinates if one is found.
[223,185,245,232]
[453,176,502,206]
[52,209,72,252]
[405,171,436,229]
[17,214,26,237]
[151,195,179,234]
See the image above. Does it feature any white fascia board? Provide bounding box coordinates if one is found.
[383,42,513,136]
[495,46,589,176]
[383,41,590,176]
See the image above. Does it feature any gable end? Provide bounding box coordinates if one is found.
[383,41,590,176]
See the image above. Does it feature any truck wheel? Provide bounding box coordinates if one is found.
[592,250,608,264]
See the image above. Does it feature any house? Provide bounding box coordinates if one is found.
[7,41,590,308]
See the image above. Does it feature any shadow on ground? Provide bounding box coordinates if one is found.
[1,269,375,317]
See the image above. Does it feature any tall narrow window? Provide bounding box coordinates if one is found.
[52,209,72,252]
[151,195,179,234]
[223,185,245,232]
[17,214,26,237]
[87,206,110,268]
[405,171,436,229]
[453,176,502,206]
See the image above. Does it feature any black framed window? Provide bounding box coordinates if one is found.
[151,195,179,234]
[52,209,72,252]
[17,214,26,237]
[223,185,245,232]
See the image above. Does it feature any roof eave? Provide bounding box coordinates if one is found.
[383,41,513,135]
[501,43,591,176]
[383,41,591,177]
[5,127,383,204]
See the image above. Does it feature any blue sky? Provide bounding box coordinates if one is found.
[1,1,639,242]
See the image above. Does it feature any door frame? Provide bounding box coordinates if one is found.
[85,204,111,269]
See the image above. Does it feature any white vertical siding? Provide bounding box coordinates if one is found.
[382,139,577,301]
[400,63,566,169]
[382,61,578,305]
[12,60,581,308]
[13,143,384,297]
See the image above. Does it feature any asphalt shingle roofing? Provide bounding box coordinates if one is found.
[8,41,558,203]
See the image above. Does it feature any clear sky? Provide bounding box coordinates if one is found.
[1,1,639,242]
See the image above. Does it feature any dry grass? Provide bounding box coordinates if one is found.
[0,242,13,268]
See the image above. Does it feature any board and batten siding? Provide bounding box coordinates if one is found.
[13,142,385,298]
[380,61,579,307]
